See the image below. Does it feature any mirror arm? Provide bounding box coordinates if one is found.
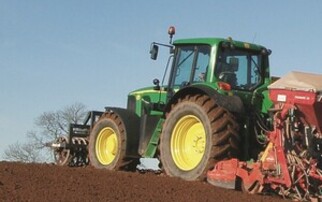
[151,42,174,49]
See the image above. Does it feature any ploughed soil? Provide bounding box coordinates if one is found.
[0,161,287,202]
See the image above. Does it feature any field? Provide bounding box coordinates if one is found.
[0,161,287,202]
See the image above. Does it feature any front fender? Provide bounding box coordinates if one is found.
[104,107,140,158]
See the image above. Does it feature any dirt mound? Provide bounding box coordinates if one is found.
[0,161,286,202]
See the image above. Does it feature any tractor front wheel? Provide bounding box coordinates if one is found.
[88,112,126,170]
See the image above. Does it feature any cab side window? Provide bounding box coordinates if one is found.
[193,46,210,82]
[215,47,263,90]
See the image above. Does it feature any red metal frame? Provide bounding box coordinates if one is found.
[207,87,322,199]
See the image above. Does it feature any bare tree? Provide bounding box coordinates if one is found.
[3,141,43,163]
[31,102,88,148]
[2,102,88,162]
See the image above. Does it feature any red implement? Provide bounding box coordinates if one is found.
[207,71,322,201]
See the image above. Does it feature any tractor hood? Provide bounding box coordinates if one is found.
[128,86,167,98]
[127,86,167,117]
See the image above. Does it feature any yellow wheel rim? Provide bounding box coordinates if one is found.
[171,115,206,171]
[95,127,118,165]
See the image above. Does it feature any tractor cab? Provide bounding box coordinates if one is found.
[132,27,274,120]
[156,35,273,114]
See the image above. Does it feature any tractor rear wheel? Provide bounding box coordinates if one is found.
[88,112,127,170]
[160,94,240,180]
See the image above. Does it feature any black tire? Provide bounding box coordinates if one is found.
[160,94,240,180]
[88,112,127,170]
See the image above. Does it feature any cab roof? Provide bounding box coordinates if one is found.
[173,37,265,51]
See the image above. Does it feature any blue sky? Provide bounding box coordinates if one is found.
[1,1,322,158]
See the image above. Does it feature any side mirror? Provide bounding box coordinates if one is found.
[150,44,159,60]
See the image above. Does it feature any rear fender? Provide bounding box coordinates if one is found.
[164,85,244,114]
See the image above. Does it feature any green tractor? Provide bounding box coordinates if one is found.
[50,27,274,181]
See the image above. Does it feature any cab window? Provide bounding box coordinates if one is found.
[215,46,264,90]
[172,45,210,86]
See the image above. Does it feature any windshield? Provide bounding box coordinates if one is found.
[171,45,210,87]
[215,46,266,90]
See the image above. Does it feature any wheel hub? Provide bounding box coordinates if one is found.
[95,127,118,165]
[171,115,206,171]
[192,135,205,154]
